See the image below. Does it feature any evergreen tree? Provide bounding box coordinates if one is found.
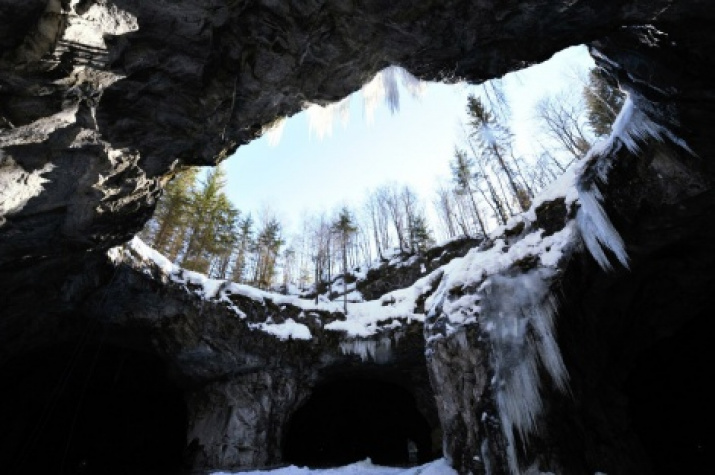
[209,195,239,278]
[466,95,532,212]
[181,165,238,274]
[253,218,284,289]
[583,68,625,137]
[450,148,487,236]
[142,167,198,255]
[408,214,434,254]
[230,214,254,283]
[332,207,358,314]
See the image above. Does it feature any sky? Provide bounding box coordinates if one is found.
[222,45,595,236]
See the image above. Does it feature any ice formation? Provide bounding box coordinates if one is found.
[575,92,693,270]
[339,337,393,363]
[480,269,568,474]
[305,65,426,140]
[423,85,695,473]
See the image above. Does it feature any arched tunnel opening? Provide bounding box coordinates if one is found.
[0,342,188,475]
[625,311,713,475]
[283,378,436,468]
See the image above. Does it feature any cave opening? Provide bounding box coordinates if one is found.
[625,312,713,475]
[282,378,436,468]
[0,343,188,475]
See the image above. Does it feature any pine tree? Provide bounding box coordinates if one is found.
[450,148,487,236]
[583,68,625,137]
[142,167,198,255]
[209,195,239,278]
[230,214,254,283]
[408,214,433,254]
[253,218,284,289]
[181,165,238,274]
[332,207,358,314]
[467,95,532,212]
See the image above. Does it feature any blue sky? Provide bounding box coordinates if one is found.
[222,45,594,235]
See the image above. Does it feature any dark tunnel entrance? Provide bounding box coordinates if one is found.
[625,312,713,475]
[283,378,436,468]
[0,343,187,475]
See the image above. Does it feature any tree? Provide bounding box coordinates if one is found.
[583,67,625,137]
[380,184,408,252]
[281,246,296,289]
[209,195,239,279]
[181,165,237,274]
[408,214,434,254]
[332,206,358,314]
[535,92,592,162]
[230,214,254,283]
[252,217,284,290]
[364,190,390,260]
[141,167,198,256]
[433,183,458,241]
[466,95,532,212]
[450,148,487,236]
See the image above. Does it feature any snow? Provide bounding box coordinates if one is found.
[252,318,312,341]
[119,237,429,340]
[211,458,457,475]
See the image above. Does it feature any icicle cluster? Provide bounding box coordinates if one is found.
[339,337,393,363]
[575,92,693,270]
[479,269,568,474]
[304,65,426,140]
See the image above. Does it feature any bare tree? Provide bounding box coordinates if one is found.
[433,183,458,241]
[535,91,592,162]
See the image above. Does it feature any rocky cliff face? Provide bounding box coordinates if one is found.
[2,1,715,474]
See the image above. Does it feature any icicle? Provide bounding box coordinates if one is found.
[479,269,568,475]
[576,186,629,271]
[304,66,425,137]
[573,92,698,271]
[262,117,286,146]
[306,95,351,140]
[363,65,425,123]
[339,337,392,363]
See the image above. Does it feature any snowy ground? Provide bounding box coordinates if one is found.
[211,458,456,475]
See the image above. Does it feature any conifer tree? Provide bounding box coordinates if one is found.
[332,207,358,313]
[230,214,254,283]
[450,148,487,236]
[467,95,532,212]
[583,68,625,137]
[253,218,283,289]
[408,214,433,254]
[210,195,239,278]
[181,165,238,274]
[143,167,198,255]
